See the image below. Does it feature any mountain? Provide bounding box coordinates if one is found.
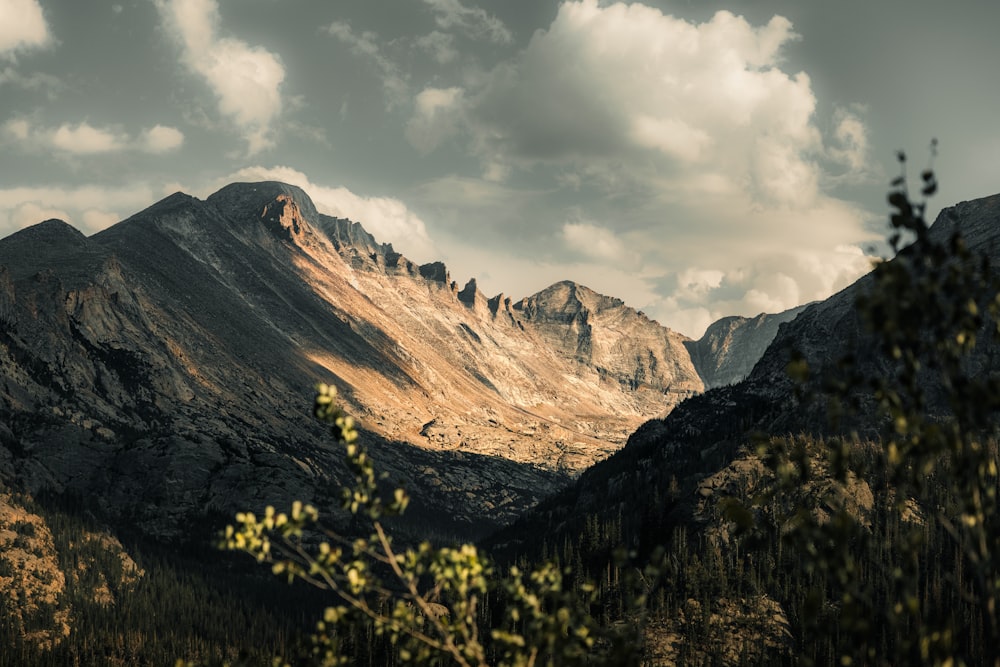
[514,281,702,405]
[0,181,717,541]
[684,304,809,389]
[0,179,820,658]
[487,191,1000,660]
[496,192,1000,550]
[7,179,991,661]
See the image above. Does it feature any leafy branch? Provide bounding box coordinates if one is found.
[220,383,644,666]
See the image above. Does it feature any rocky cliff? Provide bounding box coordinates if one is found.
[515,281,702,412]
[684,305,809,389]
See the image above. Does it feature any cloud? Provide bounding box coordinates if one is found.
[421,0,512,44]
[212,165,438,263]
[51,123,126,154]
[655,242,874,337]
[140,124,185,153]
[561,221,630,263]
[827,105,872,181]
[0,66,61,95]
[156,0,284,154]
[3,119,185,154]
[675,268,725,300]
[3,118,30,141]
[7,201,69,230]
[459,4,820,188]
[405,2,879,336]
[629,116,712,162]
[405,86,464,153]
[0,184,159,237]
[0,0,52,58]
[416,31,458,64]
[81,208,122,232]
[326,21,407,109]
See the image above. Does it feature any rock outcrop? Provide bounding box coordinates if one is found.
[0,492,144,652]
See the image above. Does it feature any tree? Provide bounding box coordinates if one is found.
[218,383,652,666]
[730,143,1000,666]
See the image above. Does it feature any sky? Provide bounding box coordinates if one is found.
[1,0,998,337]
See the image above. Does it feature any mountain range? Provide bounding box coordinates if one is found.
[493,191,1000,553]
[0,181,792,542]
[2,178,999,662]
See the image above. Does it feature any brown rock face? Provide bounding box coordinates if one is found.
[0,181,705,540]
[515,281,702,411]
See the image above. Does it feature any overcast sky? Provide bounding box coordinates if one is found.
[1,0,998,337]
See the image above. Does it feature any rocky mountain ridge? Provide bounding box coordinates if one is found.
[0,180,774,542]
[491,190,1000,560]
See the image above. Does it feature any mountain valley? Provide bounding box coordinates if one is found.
[5,180,995,664]
[0,180,809,660]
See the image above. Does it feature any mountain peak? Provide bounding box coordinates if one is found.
[520,280,628,321]
[0,218,114,284]
[206,181,321,221]
[685,304,808,389]
[131,191,200,219]
[9,218,86,243]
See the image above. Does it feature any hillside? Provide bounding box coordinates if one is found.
[493,191,1000,556]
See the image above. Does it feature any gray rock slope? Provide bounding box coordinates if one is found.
[684,305,809,389]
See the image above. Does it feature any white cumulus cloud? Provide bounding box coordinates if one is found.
[3,119,185,155]
[51,122,126,154]
[7,201,69,230]
[0,0,51,58]
[462,2,822,196]
[0,184,158,236]
[140,124,185,153]
[409,1,879,337]
[156,0,284,154]
[561,221,630,263]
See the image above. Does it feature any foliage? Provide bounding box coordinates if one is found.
[220,383,652,666]
[728,144,1000,666]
